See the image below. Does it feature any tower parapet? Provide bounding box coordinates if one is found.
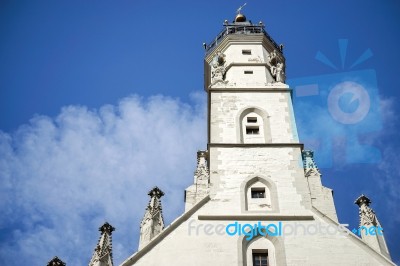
[205,15,282,55]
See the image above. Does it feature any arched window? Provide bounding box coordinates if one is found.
[241,176,279,213]
[237,107,272,144]
[246,238,276,266]
[237,230,287,266]
[242,112,264,143]
[247,180,272,211]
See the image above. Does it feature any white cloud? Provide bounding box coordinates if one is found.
[0,93,206,265]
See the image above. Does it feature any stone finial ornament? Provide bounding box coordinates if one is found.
[47,257,66,266]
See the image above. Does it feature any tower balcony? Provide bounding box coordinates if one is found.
[205,21,281,55]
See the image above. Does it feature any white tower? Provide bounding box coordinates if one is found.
[121,11,394,266]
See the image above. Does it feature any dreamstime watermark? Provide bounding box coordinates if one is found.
[188,220,383,241]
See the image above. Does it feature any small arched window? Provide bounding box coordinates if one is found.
[239,223,286,266]
[246,180,272,211]
[246,237,276,266]
[241,176,279,213]
[242,112,264,144]
[237,107,272,144]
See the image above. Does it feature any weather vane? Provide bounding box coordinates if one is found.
[236,3,247,14]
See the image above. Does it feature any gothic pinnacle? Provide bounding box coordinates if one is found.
[88,222,115,266]
[99,222,115,235]
[148,186,164,198]
[355,194,372,207]
[47,257,66,266]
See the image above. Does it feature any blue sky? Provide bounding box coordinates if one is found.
[0,0,399,265]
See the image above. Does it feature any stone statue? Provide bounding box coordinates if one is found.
[275,62,285,83]
[268,49,278,66]
[211,51,227,85]
[267,49,285,83]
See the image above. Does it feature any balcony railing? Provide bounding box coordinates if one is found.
[205,24,281,55]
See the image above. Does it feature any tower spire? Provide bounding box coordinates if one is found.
[138,187,165,250]
[89,222,115,266]
[355,194,391,259]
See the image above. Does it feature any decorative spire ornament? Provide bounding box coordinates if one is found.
[138,187,165,250]
[88,222,115,266]
[47,257,66,266]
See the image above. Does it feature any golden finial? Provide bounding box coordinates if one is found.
[235,3,247,22]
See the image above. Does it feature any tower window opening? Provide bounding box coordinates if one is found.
[244,70,253,74]
[242,49,252,55]
[246,126,259,135]
[252,251,268,266]
[241,110,270,144]
[247,117,257,123]
[251,188,265,198]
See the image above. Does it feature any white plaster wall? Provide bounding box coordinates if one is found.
[223,44,266,65]
[210,92,298,144]
[225,66,268,87]
[281,219,390,265]
[204,147,310,216]
[130,218,239,266]
[206,39,279,88]
[128,212,392,266]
